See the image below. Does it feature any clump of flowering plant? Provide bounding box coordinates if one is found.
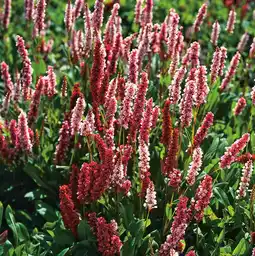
[1,0,255,255]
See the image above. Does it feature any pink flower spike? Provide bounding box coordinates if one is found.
[9,120,17,146]
[233,97,246,116]
[186,68,197,83]
[135,0,143,24]
[16,35,33,100]
[159,196,189,254]
[180,80,195,128]
[219,47,227,77]
[195,65,208,107]
[251,85,255,106]
[54,121,71,164]
[47,66,57,98]
[139,98,153,144]
[151,106,159,128]
[104,78,118,111]
[25,0,34,21]
[128,49,138,85]
[138,99,153,189]
[145,180,157,211]
[186,147,203,186]
[1,92,11,113]
[71,97,86,136]
[226,9,236,34]
[168,65,186,105]
[129,72,149,142]
[121,33,137,62]
[90,35,106,131]
[109,33,122,76]
[64,0,73,32]
[151,23,160,54]
[190,42,200,67]
[237,32,249,53]
[16,111,33,153]
[103,3,120,55]
[81,109,95,137]
[13,71,21,103]
[237,160,253,199]
[167,11,180,59]
[211,21,220,46]
[119,82,136,129]
[192,175,213,222]
[28,77,44,125]
[33,0,47,36]
[73,0,84,20]
[3,0,12,29]
[182,42,201,67]
[220,51,240,92]
[220,133,250,169]
[137,24,152,70]
[186,251,196,256]
[1,62,14,93]
[192,112,214,150]
[105,96,117,129]
[141,0,153,26]
[84,3,92,58]
[163,128,179,177]
[92,0,104,33]
[193,3,207,33]
[249,38,255,58]
[210,47,221,84]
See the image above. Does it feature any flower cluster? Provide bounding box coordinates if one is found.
[233,97,246,116]
[33,0,47,36]
[226,9,236,34]
[54,121,71,164]
[186,147,203,186]
[193,3,207,33]
[159,197,189,254]
[16,112,33,154]
[220,133,250,169]
[237,160,253,199]
[16,35,33,100]
[59,185,80,236]
[191,175,213,222]
[220,51,240,92]
[211,21,220,46]
[87,213,122,256]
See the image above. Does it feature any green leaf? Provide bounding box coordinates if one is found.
[32,58,46,78]
[57,248,70,256]
[77,220,93,241]
[227,205,235,217]
[129,219,145,247]
[5,205,18,246]
[204,206,218,220]
[204,137,219,163]
[24,163,55,195]
[120,203,134,229]
[216,228,225,244]
[121,237,136,256]
[53,226,75,247]
[232,238,247,256]
[16,223,30,243]
[35,201,58,222]
[165,203,173,220]
[0,201,3,229]
[213,187,230,206]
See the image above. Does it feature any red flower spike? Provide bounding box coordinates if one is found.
[59,185,80,237]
